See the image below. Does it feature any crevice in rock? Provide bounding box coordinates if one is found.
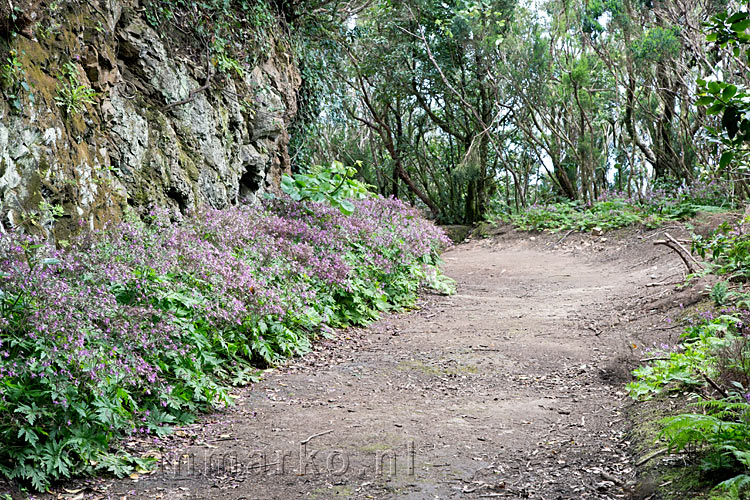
[239,168,261,202]
[166,187,188,213]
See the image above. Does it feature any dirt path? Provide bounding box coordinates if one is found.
[103,233,688,500]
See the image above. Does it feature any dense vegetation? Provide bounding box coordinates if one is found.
[626,221,750,499]
[0,191,450,491]
[6,0,750,495]
[288,0,750,224]
[506,180,732,232]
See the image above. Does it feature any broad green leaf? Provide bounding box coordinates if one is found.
[707,102,725,115]
[720,151,735,169]
[339,200,355,215]
[722,84,738,100]
[728,12,748,24]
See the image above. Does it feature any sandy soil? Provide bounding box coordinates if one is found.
[24,225,712,500]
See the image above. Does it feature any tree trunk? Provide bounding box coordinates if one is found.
[464,179,477,224]
[395,161,439,217]
[391,163,399,197]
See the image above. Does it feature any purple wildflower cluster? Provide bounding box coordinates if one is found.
[643,342,683,358]
[685,308,750,332]
[0,196,449,490]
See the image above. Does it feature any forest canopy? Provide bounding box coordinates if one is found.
[289,0,750,224]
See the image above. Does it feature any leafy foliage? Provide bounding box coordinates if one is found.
[0,49,31,114]
[626,314,736,399]
[661,401,750,483]
[142,0,278,69]
[289,0,743,223]
[505,183,731,233]
[0,197,451,491]
[630,26,682,63]
[694,1,750,191]
[629,219,750,494]
[280,161,372,215]
[54,62,96,116]
[692,218,750,281]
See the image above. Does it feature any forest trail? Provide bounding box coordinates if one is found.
[109,231,687,500]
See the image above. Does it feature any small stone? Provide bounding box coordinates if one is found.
[596,481,613,491]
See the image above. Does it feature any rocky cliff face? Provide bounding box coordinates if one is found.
[0,0,300,240]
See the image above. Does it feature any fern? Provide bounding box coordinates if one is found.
[661,413,727,452]
[711,281,731,306]
[718,473,750,494]
[660,395,750,493]
[696,398,750,420]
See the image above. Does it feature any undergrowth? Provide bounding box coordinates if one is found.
[0,195,452,492]
[504,180,732,232]
[629,216,750,499]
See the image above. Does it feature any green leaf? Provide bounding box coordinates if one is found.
[18,427,39,447]
[707,102,726,115]
[720,151,735,169]
[280,176,295,194]
[728,12,748,24]
[338,200,355,215]
[722,84,738,100]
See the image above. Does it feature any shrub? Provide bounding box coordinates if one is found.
[629,217,750,496]
[628,310,750,494]
[627,311,750,399]
[0,50,30,114]
[508,198,663,232]
[280,160,373,215]
[506,180,733,233]
[0,196,451,491]
[693,218,750,281]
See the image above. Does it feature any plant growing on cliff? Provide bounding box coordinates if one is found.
[212,39,244,77]
[142,0,277,67]
[0,50,30,113]
[54,62,96,116]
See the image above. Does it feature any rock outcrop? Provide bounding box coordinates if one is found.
[0,0,300,240]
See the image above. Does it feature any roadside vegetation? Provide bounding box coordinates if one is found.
[0,167,452,492]
[623,217,750,499]
[503,180,734,233]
